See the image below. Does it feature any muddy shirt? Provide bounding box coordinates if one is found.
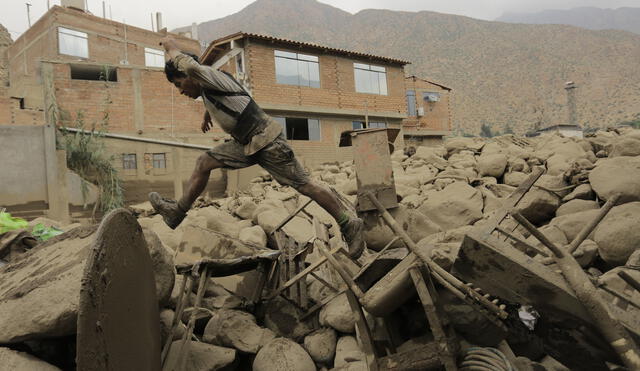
[173,53,282,155]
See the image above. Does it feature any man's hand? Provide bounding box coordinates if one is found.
[160,36,181,59]
[201,111,213,133]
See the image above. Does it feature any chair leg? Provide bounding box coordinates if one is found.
[345,288,379,371]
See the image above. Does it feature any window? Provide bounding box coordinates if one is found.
[70,64,117,81]
[275,50,320,88]
[352,121,387,129]
[273,117,321,141]
[144,47,164,68]
[122,154,137,169]
[58,27,88,58]
[407,90,417,116]
[354,63,387,95]
[422,92,441,102]
[152,153,166,168]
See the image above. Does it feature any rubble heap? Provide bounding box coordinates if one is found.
[0,127,639,370]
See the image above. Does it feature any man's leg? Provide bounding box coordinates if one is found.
[255,136,365,258]
[149,152,223,229]
[297,181,365,258]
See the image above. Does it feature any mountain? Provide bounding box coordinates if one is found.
[175,0,640,134]
[497,7,640,35]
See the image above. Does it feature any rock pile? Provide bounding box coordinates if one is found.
[1,128,639,370]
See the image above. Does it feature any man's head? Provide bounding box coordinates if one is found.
[165,53,201,99]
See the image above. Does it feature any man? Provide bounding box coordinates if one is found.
[149,36,365,258]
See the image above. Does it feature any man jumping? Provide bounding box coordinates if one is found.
[149,36,365,258]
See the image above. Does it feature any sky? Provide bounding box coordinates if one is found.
[2,0,639,40]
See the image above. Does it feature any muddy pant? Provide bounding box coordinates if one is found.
[207,133,310,189]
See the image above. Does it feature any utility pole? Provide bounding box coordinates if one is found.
[25,3,32,28]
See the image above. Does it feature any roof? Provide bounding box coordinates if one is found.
[406,75,452,91]
[201,31,411,66]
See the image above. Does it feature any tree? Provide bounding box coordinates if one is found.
[480,123,493,138]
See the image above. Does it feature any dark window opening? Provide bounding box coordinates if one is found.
[70,64,117,82]
[19,98,25,109]
[273,117,321,141]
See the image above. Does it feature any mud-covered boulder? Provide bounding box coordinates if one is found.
[203,309,276,354]
[610,137,640,157]
[562,184,594,202]
[517,189,560,224]
[319,293,355,333]
[334,336,365,368]
[555,199,599,217]
[0,347,60,370]
[362,205,441,250]
[594,202,640,266]
[239,225,267,248]
[164,341,236,371]
[263,296,316,340]
[549,209,600,241]
[304,328,337,364]
[254,338,316,371]
[418,182,483,230]
[589,156,640,203]
[477,153,508,178]
[142,228,175,307]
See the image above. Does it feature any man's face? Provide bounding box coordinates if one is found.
[173,76,201,99]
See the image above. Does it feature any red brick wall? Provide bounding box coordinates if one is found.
[246,41,406,115]
[404,77,452,132]
[51,63,218,136]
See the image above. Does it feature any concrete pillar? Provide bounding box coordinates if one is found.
[44,126,69,223]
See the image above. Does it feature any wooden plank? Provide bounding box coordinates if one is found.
[409,266,458,371]
[345,288,379,371]
[298,258,308,308]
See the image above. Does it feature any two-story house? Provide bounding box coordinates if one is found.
[199,32,410,168]
[403,75,453,147]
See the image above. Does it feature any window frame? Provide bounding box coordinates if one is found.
[406,90,417,116]
[353,63,388,95]
[352,121,387,130]
[144,47,165,68]
[152,153,166,169]
[58,27,89,58]
[122,153,137,170]
[273,116,322,141]
[274,50,321,88]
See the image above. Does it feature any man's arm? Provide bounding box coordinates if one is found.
[160,36,244,94]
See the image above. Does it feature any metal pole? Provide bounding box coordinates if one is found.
[59,127,211,150]
[25,3,32,28]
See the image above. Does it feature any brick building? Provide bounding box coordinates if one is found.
[403,75,453,147]
[200,32,409,167]
[1,4,228,203]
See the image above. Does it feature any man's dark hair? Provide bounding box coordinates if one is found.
[164,52,199,83]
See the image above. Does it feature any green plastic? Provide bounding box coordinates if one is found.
[0,212,29,234]
[31,223,63,241]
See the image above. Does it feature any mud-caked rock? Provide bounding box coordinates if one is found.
[477,153,507,178]
[254,338,316,371]
[418,182,484,231]
[334,336,365,368]
[555,199,599,217]
[304,328,338,364]
[0,347,61,371]
[589,156,640,203]
[594,202,640,266]
[239,225,267,248]
[319,293,355,333]
[203,309,276,354]
[142,228,175,307]
[164,341,236,371]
